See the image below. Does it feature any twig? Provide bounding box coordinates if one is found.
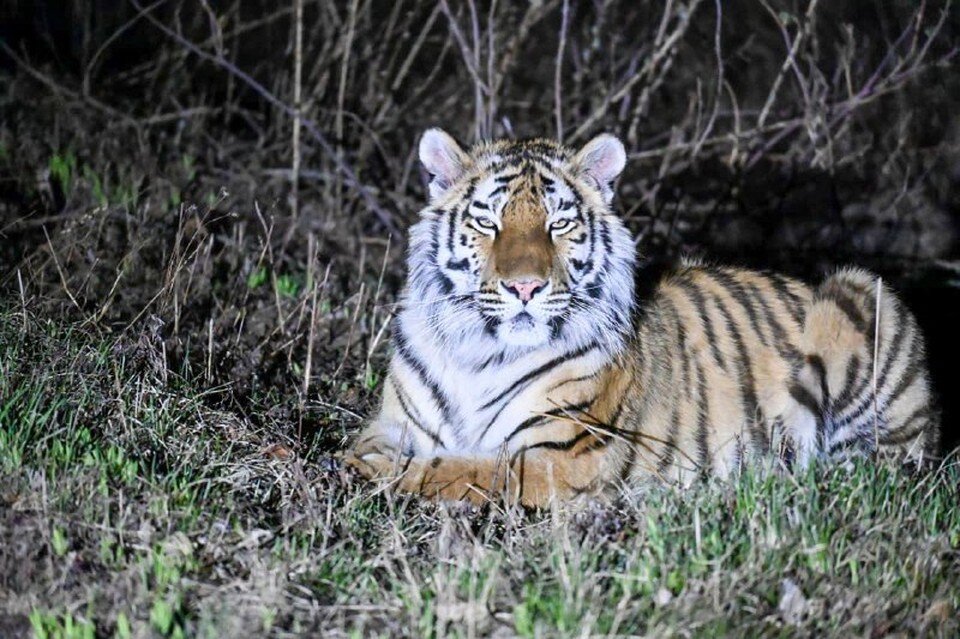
[756,0,820,131]
[389,4,442,93]
[364,234,393,383]
[439,0,490,141]
[206,316,215,384]
[336,0,359,217]
[128,0,398,234]
[302,245,330,402]
[83,0,167,96]
[0,41,132,125]
[17,269,28,334]
[42,227,82,312]
[691,0,724,158]
[570,0,703,142]
[554,0,570,143]
[872,276,882,452]
[486,0,499,136]
[468,0,486,139]
[291,0,304,222]
[334,283,367,380]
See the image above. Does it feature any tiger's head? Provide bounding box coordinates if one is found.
[404,129,636,357]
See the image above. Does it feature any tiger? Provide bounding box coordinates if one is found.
[343,128,940,507]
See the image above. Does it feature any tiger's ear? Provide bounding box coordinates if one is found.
[419,128,470,200]
[572,134,627,204]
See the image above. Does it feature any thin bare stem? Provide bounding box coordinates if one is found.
[872,276,882,452]
[554,0,570,143]
[291,0,304,222]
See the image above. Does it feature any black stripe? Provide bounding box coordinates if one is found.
[446,207,459,254]
[816,288,869,335]
[549,314,566,340]
[789,383,821,422]
[713,270,769,347]
[830,354,863,415]
[767,273,806,327]
[434,271,455,294]
[882,328,924,413]
[512,430,593,460]
[598,218,612,254]
[475,342,599,442]
[878,406,934,445]
[479,341,598,412]
[570,258,594,274]
[472,349,508,373]
[547,372,601,393]
[674,278,727,371]
[393,382,445,448]
[427,218,440,264]
[743,281,800,360]
[828,434,865,455]
[660,297,690,396]
[394,329,458,430]
[678,313,691,397]
[695,358,711,474]
[504,399,596,445]
[617,401,639,483]
[522,425,615,461]
[710,287,768,454]
[584,206,596,277]
[836,320,910,426]
[446,258,470,271]
[607,400,626,431]
[806,355,829,408]
[658,406,682,473]
[477,398,514,443]
[575,430,615,457]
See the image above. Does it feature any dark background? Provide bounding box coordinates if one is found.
[1,0,958,449]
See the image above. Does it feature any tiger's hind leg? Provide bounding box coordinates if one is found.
[787,268,939,465]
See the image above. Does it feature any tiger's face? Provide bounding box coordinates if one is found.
[406,130,636,354]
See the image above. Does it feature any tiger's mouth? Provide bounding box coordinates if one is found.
[498,310,551,347]
[510,311,535,328]
[472,280,575,347]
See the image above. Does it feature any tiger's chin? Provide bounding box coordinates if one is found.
[496,312,552,348]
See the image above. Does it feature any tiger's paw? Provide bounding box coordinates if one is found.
[342,450,403,481]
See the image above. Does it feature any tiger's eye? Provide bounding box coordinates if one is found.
[473,217,498,232]
[549,219,575,233]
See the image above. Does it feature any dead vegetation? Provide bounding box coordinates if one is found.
[0,0,959,636]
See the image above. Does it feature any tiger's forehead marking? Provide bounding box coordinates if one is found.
[473,138,571,174]
[481,154,566,203]
[500,169,549,225]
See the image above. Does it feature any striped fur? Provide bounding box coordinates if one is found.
[345,131,940,507]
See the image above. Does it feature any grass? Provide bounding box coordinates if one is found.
[1,309,958,638]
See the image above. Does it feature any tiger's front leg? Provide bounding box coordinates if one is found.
[344,429,614,508]
[344,451,507,504]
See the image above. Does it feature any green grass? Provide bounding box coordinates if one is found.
[1,309,958,638]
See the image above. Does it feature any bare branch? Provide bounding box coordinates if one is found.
[128,0,399,233]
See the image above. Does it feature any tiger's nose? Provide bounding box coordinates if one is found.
[503,278,547,303]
